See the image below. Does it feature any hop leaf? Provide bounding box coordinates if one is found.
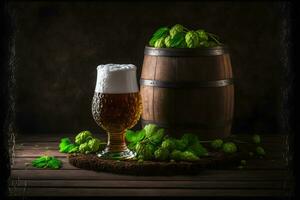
[75,130,93,145]
[252,134,261,144]
[169,32,186,48]
[211,139,224,149]
[125,129,145,143]
[222,142,237,154]
[185,31,199,48]
[154,147,170,161]
[32,156,62,169]
[59,137,78,153]
[149,27,169,47]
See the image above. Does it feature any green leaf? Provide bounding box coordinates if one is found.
[32,156,62,169]
[59,137,79,153]
[170,32,185,48]
[125,129,145,143]
[149,27,169,47]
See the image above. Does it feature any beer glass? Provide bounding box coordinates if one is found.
[92,64,142,160]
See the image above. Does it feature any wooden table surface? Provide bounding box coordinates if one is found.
[9,133,294,198]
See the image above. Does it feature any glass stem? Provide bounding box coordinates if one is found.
[106,131,127,152]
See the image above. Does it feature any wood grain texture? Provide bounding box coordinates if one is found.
[9,134,294,197]
[140,49,234,138]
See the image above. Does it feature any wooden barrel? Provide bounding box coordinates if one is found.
[140,45,234,139]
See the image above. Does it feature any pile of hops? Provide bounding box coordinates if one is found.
[148,24,222,48]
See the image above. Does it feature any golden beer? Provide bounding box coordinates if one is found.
[92,93,142,133]
[91,64,141,159]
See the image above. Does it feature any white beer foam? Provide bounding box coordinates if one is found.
[95,64,139,93]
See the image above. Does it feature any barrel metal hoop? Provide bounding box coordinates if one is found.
[144,46,229,57]
[141,119,232,130]
[140,79,233,88]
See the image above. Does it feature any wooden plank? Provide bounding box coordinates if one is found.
[8,187,288,197]
[13,147,287,160]
[10,179,289,189]
[11,157,78,170]
[15,133,288,143]
[14,141,288,149]
[14,149,67,158]
[11,169,291,181]
[11,157,288,170]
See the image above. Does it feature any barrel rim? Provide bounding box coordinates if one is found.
[144,45,229,57]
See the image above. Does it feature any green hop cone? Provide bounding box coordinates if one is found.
[185,31,199,48]
[196,29,208,41]
[187,142,208,157]
[144,124,158,138]
[87,138,102,153]
[161,138,176,151]
[149,128,165,145]
[252,134,261,144]
[222,142,237,154]
[143,143,156,160]
[170,150,182,161]
[169,24,187,37]
[136,142,155,160]
[154,147,170,161]
[256,146,266,156]
[180,151,200,161]
[175,138,189,151]
[154,37,166,48]
[79,143,90,154]
[165,35,172,48]
[75,130,93,145]
[211,139,224,149]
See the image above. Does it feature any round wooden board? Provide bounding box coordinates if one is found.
[68,151,248,176]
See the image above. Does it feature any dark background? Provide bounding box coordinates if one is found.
[9,1,290,135]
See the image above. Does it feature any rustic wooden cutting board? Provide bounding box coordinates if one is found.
[69,150,249,176]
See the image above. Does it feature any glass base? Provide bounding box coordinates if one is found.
[97,148,136,160]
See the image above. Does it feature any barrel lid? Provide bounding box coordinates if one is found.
[144,45,229,57]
